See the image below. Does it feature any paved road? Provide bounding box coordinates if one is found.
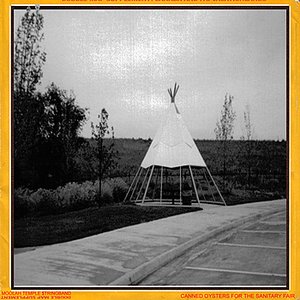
[139,211,287,286]
[14,200,286,287]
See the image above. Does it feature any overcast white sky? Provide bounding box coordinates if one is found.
[15,8,287,140]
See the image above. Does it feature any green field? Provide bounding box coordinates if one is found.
[111,138,286,193]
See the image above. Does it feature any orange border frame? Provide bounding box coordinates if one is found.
[1,1,299,299]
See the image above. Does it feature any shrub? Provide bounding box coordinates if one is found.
[30,188,60,215]
[15,181,100,217]
[220,180,235,195]
[56,181,97,210]
[263,178,280,191]
[111,178,128,203]
[14,187,34,218]
[94,180,113,206]
[14,178,129,216]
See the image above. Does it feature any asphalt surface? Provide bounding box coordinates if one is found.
[14,199,286,287]
[139,211,287,286]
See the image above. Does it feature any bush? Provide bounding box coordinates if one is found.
[56,181,97,210]
[220,180,235,195]
[98,181,113,206]
[14,187,34,218]
[111,178,128,203]
[30,188,60,215]
[94,178,128,206]
[14,178,129,216]
[263,178,280,191]
[14,180,99,217]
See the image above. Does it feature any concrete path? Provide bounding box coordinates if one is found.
[14,199,286,287]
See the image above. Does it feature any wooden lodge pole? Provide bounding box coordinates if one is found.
[160,167,163,204]
[189,166,201,208]
[142,165,154,204]
[205,167,226,206]
[123,167,140,202]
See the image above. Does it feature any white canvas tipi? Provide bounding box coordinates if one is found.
[124,84,226,207]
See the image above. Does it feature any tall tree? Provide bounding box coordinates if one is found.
[214,93,236,189]
[36,83,87,187]
[91,109,118,206]
[14,6,46,95]
[14,6,47,187]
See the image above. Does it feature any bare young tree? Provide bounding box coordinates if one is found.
[241,105,256,188]
[91,109,118,206]
[214,93,236,188]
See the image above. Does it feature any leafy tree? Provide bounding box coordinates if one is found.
[214,93,236,189]
[35,84,87,187]
[91,109,118,206]
[14,93,46,187]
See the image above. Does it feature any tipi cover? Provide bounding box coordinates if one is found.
[141,101,206,169]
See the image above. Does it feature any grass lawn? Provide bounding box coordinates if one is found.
[224,189,284,205]
[14,204,200,248]
[14,189,284,248]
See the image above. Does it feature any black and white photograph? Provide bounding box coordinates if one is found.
[12,6,288,288]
